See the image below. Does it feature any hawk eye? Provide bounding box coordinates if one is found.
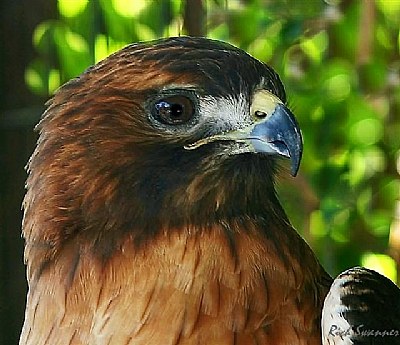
[153,95,194,125]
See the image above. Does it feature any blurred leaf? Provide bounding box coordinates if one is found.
[330,2,360,61]
[111,0,146,17]
[361,252,397,283]
[25,61,47,95]
[364,209,392,237]
[350,118,383,146]
[32,21,59,57]
[135,23,157,41]
[300,30,328,64]
[53,26,91,78]
[58,0,88,18]
[376,0,400,26]
[48,69,61,93]
[310,210,328,238]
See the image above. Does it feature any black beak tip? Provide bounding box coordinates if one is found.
[290,145,302,177]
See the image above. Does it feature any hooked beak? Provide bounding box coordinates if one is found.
[185,90,303,176]
[248,102,303,176]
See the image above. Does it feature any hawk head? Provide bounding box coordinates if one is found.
[24,36,302,264]
[22,37,330,345]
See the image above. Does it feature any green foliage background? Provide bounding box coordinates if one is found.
[26,0,400,282]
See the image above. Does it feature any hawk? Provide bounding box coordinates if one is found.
[24,36,392,345]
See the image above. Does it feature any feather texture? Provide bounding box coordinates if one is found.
[22,220,329,344]
[20,36,332,345]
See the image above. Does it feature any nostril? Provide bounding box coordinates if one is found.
[255,111,267,119]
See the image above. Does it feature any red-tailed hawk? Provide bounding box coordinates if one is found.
[21,36,333,345]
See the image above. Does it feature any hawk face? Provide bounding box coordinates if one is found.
[26,36,302,257]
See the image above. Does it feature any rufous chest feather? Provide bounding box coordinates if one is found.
[21,225,327,345]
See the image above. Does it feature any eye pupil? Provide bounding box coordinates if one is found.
[170,103,183,118]
[153,95,194,125]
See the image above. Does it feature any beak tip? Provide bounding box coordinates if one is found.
[289,141,303,177]
[290,159,301,177]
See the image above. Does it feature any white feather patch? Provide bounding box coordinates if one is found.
[197,94,251,134]
[322,276,354,345]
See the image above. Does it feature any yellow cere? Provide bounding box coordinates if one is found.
[251,90,282,121]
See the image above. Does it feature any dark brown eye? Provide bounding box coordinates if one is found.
[153,95,194,125]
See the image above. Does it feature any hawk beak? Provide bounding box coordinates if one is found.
[248,102,303,176]
[185,91,303,176]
